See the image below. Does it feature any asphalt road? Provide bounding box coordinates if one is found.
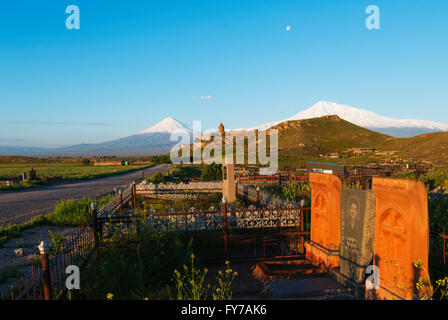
[0,164,170,227]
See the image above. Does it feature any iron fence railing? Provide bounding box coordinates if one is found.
[96,204,312,262]
[1,223,94,300]
[1,181,137,300]
[429,227,448,278]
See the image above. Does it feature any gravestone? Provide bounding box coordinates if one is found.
[29,168,37,180]
[339,190,376,283]
[222,159,237,203]
[305,172,342,270]
[366,177,429,300]
[219,122,236,203]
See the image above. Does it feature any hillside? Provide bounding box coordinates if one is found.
[235,101,448,138]
[386,132,448,166]
[269,115,448,166]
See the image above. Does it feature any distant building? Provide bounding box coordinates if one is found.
[94,161,128,166]
[305,161,347,179]
[375,150,398,156]
[345,147,375,156]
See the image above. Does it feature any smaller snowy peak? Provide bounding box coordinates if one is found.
[290,101,448,130]
[231,100,448,135]
[139,117,191,134]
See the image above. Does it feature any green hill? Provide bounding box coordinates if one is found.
[269,115,448,167]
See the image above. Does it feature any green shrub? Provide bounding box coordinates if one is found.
[79,232,192,300]
[260,182,310,203]
[421,170,448,191]
[172,254,238,300]
[200,163,222,181]
[0,194,112,247]
[148,172,166,184]
[149,154,171,164]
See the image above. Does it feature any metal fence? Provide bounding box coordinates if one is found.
[429,227,448,278]
[1,223,94,300]
[1,182,136,300]
[95,203,311,262]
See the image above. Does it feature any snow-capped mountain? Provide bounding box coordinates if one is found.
[139,117,191,134]
[235,101,448,137]
[0,117,193,156]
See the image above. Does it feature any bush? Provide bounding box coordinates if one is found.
[79,232,192,299]
[421,170,448,191]
[0,194,112,247]
[149,154,171,164]
[148,172,166,185]
[172,255,238,300]
[200,163,222,181]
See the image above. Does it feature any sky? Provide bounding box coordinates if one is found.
[0,0,447,147]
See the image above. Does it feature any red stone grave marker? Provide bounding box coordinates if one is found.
[366,177,429,300]
[305,172,342,270]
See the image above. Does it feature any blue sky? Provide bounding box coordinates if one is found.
[0,0,447,147]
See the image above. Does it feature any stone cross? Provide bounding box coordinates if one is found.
[305,172,342,270]
[366,177,429,300]
[219,123,236,202]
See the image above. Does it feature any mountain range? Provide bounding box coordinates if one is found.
[0,117,191,157]
[234,101,448,137]
[0,101,447,156]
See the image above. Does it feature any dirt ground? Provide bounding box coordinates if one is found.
[0,226,75,298]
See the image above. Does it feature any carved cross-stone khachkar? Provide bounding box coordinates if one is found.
[305,172,342,270]
[366,178,429,300]
[339,189,376,283]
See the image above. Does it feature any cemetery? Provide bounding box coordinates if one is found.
[2,126,447,300]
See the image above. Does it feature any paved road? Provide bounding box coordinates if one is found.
[0,164,170,227]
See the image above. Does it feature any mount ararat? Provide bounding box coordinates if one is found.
[0,101,447,156]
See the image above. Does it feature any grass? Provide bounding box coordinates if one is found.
[76,231,192,300]
[0,266,22,285]
[138,193,224,212]
[0,163,150,191]
[0,163,148,180]
[168,165,202,181]
[0,194,113,247]
[266,115,448,167]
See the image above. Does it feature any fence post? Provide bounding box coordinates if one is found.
[38,241,53,300]
[222,197,229,261]
[299,208,305,254]
[443,226,446,265]
[132,181,137,211]
[119,190,123,213]
[91,203,99,259]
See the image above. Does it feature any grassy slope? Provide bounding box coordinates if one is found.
[270,115,448,166]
